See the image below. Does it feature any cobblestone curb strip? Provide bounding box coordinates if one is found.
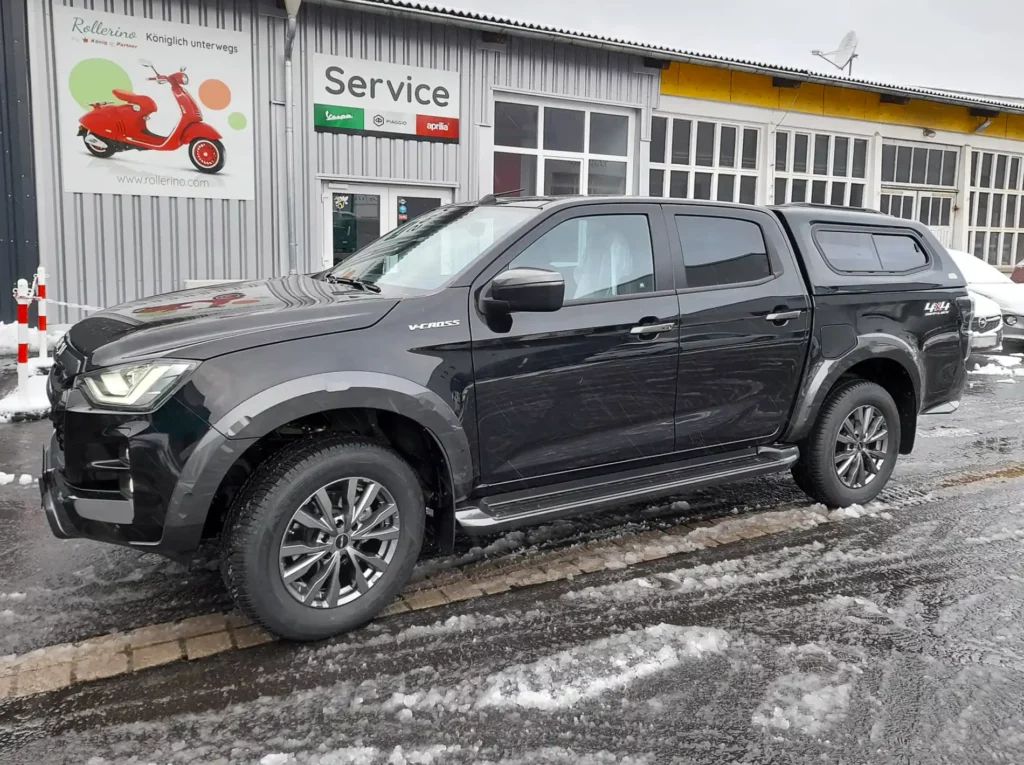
[0,466,1007,701]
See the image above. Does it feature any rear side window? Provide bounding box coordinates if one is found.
[675,216,772,288]
[816,229,929,273]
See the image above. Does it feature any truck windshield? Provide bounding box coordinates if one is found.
[325,205,539,292]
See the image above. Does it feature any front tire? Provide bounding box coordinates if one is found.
[221,436,425,641]
[791,380,901,508]
[188,138,226,174]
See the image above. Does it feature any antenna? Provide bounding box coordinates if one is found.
[811,30,859,76]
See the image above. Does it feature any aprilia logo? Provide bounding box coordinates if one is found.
[426,122,448,131]
[924,301,951,315]
[409,320,461,331]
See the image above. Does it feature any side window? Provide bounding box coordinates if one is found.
[816,229,929,273]
[816,230,881,272]
[674,216,772,288]
[509,215,655,301]
[873,234,928,271]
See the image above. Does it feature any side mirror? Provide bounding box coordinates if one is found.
[484,267,564,314]
[139,59,153,67]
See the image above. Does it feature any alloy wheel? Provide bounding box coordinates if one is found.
[278,477,400,608]
[191,140,220,169]
[833,405,889,490]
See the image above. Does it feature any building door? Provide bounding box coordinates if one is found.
[879,190,955,247]
[322,183,453,268]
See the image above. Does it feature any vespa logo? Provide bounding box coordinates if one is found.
[326,112,354,123]
[409,320,461,331]
[924,301,951,316]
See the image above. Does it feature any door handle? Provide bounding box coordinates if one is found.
[630,322,675,335]
[765,310,802,322]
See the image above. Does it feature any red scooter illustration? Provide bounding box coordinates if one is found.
[77,61,226,174]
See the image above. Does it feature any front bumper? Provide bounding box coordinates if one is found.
[969,327,1003,351]
[1002,321,1024,340]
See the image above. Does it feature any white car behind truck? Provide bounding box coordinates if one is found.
[948,249,1024,346]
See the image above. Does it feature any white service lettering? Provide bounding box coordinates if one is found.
[409,319,461,330]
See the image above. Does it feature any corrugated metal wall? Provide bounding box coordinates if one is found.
[29,0,661,322]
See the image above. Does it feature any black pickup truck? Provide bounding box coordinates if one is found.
[41,197,971,640]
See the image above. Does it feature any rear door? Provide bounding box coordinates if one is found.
[663,204,811,452]
[469,203,679,489]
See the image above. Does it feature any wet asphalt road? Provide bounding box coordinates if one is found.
[1,355,1024,763]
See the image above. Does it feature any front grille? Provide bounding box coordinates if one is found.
[972,315,1002,333]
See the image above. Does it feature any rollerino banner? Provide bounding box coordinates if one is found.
[51,5,255,200]
[312,54,461,143]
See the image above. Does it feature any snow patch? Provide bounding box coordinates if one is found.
[970,362,1024,376]
[0,473,13,486]
[0,374,51,422]
[17,474,33,486]
[0,322,69,356]
[916,427,978,439]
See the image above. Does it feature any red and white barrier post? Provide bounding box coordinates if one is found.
[15,279,31,401]
[36,267,47,360]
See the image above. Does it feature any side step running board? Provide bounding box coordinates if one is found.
[456,445,799,534]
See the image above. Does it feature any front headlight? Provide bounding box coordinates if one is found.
[1005,315,1018,326]
[78,361,196,411]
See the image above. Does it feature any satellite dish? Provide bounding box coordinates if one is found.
[811,30,860,75]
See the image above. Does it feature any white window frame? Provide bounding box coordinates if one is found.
[648,114,761,204]
[771,128,870,208]
[491,94,636,196]
[879,139,960,191]
[967,148,1024,267]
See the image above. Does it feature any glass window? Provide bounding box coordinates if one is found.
[926,149,943,185]
[941,151,957,187]
[850,184,865,207]
[875,234,927,271]
[719,126,736,168]
[495,102,538,148]
[695,122,716,167]
[853,140,868,179]
[493,153,537,196]
[992,194,1004,228]
[941,197,952,226]
[774,177,788,204]
[896,146,912,183]
[650,117,667,163]
[911,148,928,184]
[672,120,692,165]
[775,131,788,171]
[996,155,1008,189]
[981,153,993,187]
[794,134,809,173]
[742,129,758,170]
[817,230,882,272]
[813,134,830,175]
[739,176,756,205]
[649,168,665,196]
[332,193,382,266]
[833,137,849,177]
[976,193,989,227]
[669,170,689,198]
[511,215,655,301]
[675,216,771,288]
[543,108,585,152]
[693,172,712,200]
[589,112,629,156]
[792,179,807,203]
[881,144,896,183]
[717,174,735,202]
[1006,195,1017,228]
[544,159,581,195]
[831,182,846,206]
[588,160,627,195]
[811,180,827,204]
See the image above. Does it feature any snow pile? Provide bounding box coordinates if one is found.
[0,322,69,356]
[0,374,50,422]
[751,643,862,736]
[475,624,728,711]
[917,426,978,439]
[970,360,1024,376]
[257,747,649,765]
[380,624,728,716]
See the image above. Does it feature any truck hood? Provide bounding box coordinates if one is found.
[68,276,400,368]
[967,282,1024,315]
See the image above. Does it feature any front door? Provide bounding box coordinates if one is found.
[665,205,811,452]
[323,184,454,267]
[880,189,955,247]
[469,204,679,490]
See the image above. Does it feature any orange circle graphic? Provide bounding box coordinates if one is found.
[198,79,232,110]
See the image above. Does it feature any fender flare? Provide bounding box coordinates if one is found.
[162,373,472,555]
[782,335,923,448]
[180,122,224,143]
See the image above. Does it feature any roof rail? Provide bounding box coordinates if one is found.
[776,201,887,215]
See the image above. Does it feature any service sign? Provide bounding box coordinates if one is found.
[312,54,460,143]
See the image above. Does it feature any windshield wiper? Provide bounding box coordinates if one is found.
[322,275,382,293]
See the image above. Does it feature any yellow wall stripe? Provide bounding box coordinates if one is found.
[661,62,1024,142]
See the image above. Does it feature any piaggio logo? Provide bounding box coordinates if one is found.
[409,320,461,331]
[924,301,951,315]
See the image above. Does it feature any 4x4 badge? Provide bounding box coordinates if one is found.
[924,301,951,315]
[409,320,461,331]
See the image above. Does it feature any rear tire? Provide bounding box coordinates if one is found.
[83,133,116,158]
[221,436,424,641]
[791,380,901,508]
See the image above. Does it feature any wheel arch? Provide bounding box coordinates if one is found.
[162,373,472,556]
[783,336,922,454]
